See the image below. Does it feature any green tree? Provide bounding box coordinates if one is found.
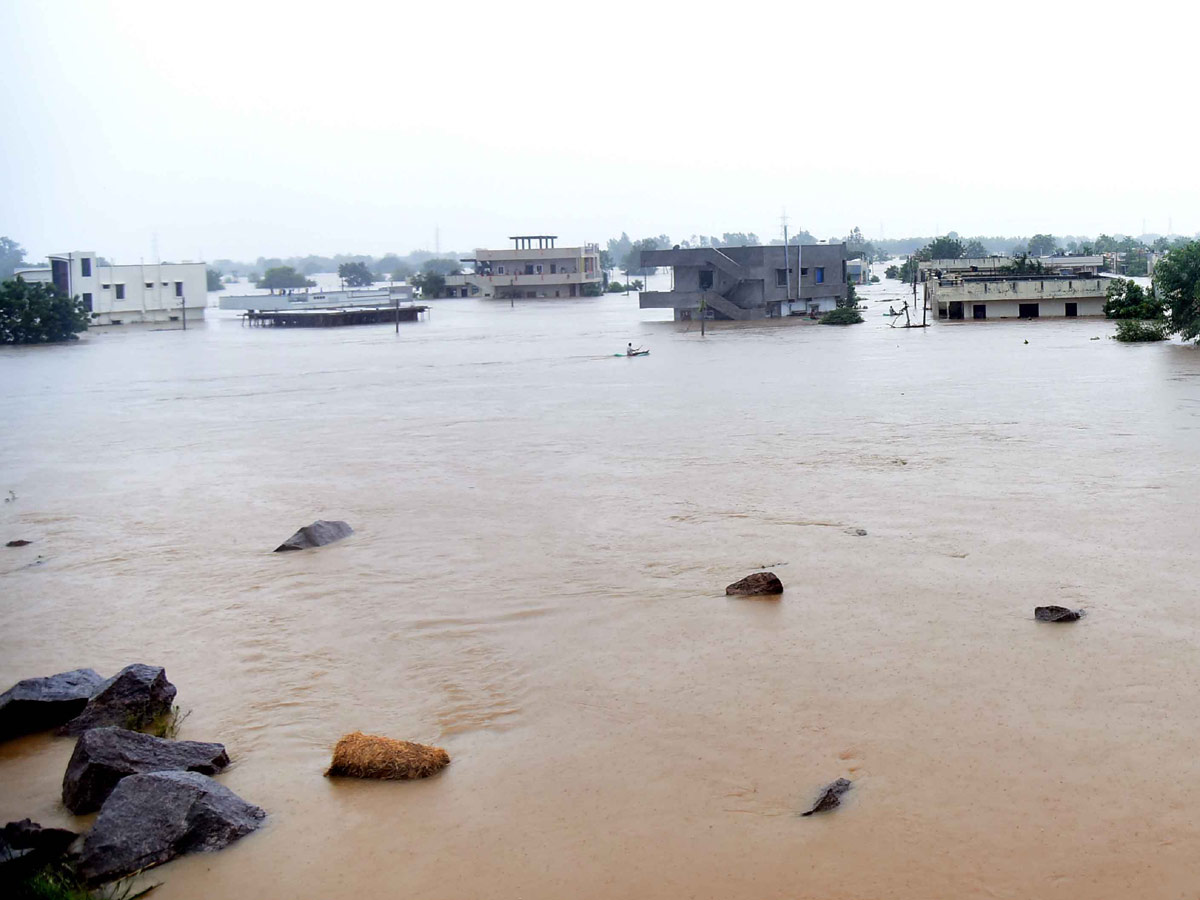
[1103,278,1162,319]
[411,271,445,298]
[377,255,414,282]
[206,268,225,291]
[923,236,965,260]
[819,307,863,325]
[1154,240,1200,342]
[338,261,374,287]
[421,258,462,277]
[962,239,987,257]
[0,237,27,281]
[1114,319,1171,342]
[0,279,89,343]
[884,264,901,279]
[838,282,858,309]
[259,266,316,293]
[1027,234,1059,257]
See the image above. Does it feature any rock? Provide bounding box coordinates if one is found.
[273,519,354,552]
[801,778,852,816]
[325,731,450,780]
[58,664,176,736]
[6,539,32,547]
[0,819,78,881]
[63,727,230,814]
[1035,606,1083,622]
[0,668,105,741]
[725,572,784,596]
[76,771,265,885]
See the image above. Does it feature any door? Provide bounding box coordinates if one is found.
[949,301,964,320]
[973,304,986,319]
[1065,302,1078,317]
[1019,303,1039,318]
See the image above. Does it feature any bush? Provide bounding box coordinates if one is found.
[606,281,624,293]
[1,279,89,343]
[869,274,880,283]
[580,282,604,297]
[1104,278,1163,319]
[1113,319,1170,342]
[819,307,864,325]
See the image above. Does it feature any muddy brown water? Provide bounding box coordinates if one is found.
[3,283,1200,898]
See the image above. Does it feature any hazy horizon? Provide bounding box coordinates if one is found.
[3,0,1197,263]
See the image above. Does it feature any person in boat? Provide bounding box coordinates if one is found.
[627,343,644,356]
[888,305,897,315]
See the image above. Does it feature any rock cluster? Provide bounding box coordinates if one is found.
[58,664,177,735]
[0,668,105,740]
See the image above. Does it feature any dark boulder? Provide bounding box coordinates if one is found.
[274,519,354,552]
[0,819,78,881]
[76,771,265,884]
[801,778,852,816]
[0,668,105,741]
[59,665,176,736]
[725,572,784,596]
[6,539,32,547]
[1035,606,1083,622]
[63,727,230,814]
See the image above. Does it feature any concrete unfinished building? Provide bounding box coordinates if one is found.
[638,243,848,321]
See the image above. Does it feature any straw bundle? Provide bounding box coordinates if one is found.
[325,732,450,780]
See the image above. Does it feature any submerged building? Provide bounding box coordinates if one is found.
[921,255,1108,320]
[638,243,848,321]
[15,251,207,326]
[442,235,603,299]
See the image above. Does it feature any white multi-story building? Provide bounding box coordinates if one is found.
[15,251,207,326]
[443,235,602,299]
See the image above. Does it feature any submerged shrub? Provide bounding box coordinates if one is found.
[1113,319,1171,342]
[819,307,864,325]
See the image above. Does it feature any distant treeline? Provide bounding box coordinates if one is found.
[209,250,463,283]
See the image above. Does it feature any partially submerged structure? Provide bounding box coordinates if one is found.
[15,251,206,326]
[219,285,413,312]
[443,235,603,299]
[920,254,1108,320]
[638,243,848,321]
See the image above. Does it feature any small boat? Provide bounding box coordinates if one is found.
[615,350,650,357]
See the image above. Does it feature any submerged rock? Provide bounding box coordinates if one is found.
[274,520,354,552]
[76,771,265,884]
[0,668,105,741]
[325,731,450,780]
[0,819,78,881]
[1035,606,1083,622]
[801,778,852,816]
[63,727,230,814]
[5,539,32,547]
[59,664,176,736]
[725,572,784,596]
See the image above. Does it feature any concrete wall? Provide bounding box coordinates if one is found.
[929,277,1107,319]
[41,252,206,325]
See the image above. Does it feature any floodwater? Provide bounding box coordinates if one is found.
[3,277,1200,899]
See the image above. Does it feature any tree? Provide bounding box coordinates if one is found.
[0,237,27,281]
[206,268,225,291]
[819,307,863,325]
[922,236,965,260]
[1114,319,1171,342]
[377,255,414,282]
[1027,234,1059,257]
[411,271,445,298]
[338,261,374,287]
[258,266,316,293]
[1103,278,1162,320]
[962,239,987,257]
[1154,240,1200,342]
[0,279,89,343]
[421,258,462,277]
[838,282,858,309]
[884,265,900,279]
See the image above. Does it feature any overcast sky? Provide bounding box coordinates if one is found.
[2,0,1197,263]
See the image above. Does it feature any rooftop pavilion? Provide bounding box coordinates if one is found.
[510,235,558,250]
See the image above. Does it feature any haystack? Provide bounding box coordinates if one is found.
[325,732,450,780]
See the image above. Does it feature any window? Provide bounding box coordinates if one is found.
[775,268,788,287]
[698,270,714,291]
[800,267,808,276]
[550,264,557,274]
[80,258,92,277]
[101,283,111,290]
[524,264,535,275]
[497,265,505,275]
[815,267,825,284]
[162,281,169,287]
[115,284,125,300]
[535,264,543,275]
[174,281,183,297]
[82,292,93,312]
[145,282,154,289]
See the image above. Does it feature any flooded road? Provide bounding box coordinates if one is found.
[3,280,1200,899]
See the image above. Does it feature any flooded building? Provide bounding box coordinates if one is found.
[918,255,1104,279]
[927,274,1107,320]
[443,235,603,299]
[15,251,206,325]
[846,257,871,284]
[638,243,848,321]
